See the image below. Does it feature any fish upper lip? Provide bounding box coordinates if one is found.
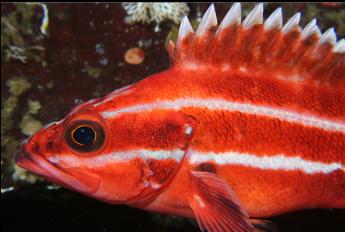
[15,149,101,194]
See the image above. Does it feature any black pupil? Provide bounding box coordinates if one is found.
[73,126,95,146]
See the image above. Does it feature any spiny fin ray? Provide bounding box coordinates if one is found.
[301,19,321,39]
[264,7,282,30]
[178,16,194,43]
[320,28,337,45]
[242,3,263,28]
[218,2,241,32]
[172,3,344,86]
[334,39,345,53]
[282,12,301,33]
[195,4,217,37]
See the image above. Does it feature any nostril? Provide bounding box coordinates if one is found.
[32,142,41,154]
[21,140,41,155]
[46,141,56,153]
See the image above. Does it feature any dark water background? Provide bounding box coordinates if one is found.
[1,3,345,232]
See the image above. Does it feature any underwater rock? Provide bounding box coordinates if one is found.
[19,115,43,136]
[320,3,343,8]
[1,135,20,182]
[1,3,46,63]
[1,76,31,134]
[1,96,18,134]
[27,99,42,115]
[83,64,102,79]
[6,76,31,96]
[12,165,41,183]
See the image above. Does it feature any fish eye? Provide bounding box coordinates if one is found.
[65,120,105,153]
[72,126,96,146]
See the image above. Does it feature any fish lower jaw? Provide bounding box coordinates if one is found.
[15,151,100,194]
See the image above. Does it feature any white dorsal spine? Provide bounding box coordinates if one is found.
[218,2,241,31]
[264,7,283,30]
[282,12,301,33]
[242,3,263,28]
[312,26,322,38]
[301,19,321,39]
[177,16,194,44]
[175,3,344,57]
[319,28,337,45]
[333,39,345,53]
[195,4,217,37]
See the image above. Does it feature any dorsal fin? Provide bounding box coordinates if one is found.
[169,3,345,86]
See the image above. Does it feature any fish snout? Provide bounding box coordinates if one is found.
[15,122,101,194]
[17,122,62,161]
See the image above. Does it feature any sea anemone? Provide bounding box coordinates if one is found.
[122,3,190,31]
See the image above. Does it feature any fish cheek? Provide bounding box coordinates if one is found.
[146,159,180,187]
[92,159,150,202]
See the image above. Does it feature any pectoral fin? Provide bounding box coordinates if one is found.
[189,171,255,232]
[250,219,279,232]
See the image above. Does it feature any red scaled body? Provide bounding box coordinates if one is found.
[16,3,345,232]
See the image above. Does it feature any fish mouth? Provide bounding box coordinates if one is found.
[15,150,100,194]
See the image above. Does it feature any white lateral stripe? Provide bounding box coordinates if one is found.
[189,150,344,174]
[47,149,184,168]
[47,148,344,174]
[101,98,345,133]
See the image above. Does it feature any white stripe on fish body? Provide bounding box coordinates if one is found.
[101,98,345,133]
[47,148,344,174]
[47,149,185,168]
[189,150,344,174]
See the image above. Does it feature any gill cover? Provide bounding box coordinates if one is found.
[123,111,197,207]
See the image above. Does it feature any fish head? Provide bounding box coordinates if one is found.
[15,103,109,198]
[15,89,196,205]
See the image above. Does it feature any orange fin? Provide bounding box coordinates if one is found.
[189,171,255,232]
[169,3,345,86]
